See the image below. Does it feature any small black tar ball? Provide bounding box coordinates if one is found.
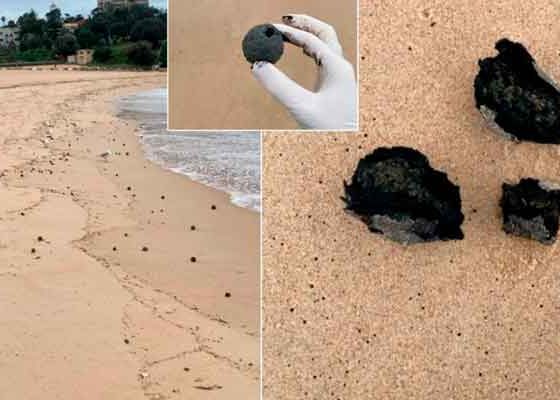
[475,38,560,143]
[242,24,284,64]
[501,178,560,245]
[343,147,464,244]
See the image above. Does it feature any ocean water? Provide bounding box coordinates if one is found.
[117,88,261,212]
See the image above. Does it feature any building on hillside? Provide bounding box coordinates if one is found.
[0,27,20,48]
[63,20,87,32]
[97,0,149,9]
[68,49,94,65]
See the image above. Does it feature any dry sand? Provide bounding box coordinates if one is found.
[168,0,357,130]
[0,70,259,399]
[263,1,560,399]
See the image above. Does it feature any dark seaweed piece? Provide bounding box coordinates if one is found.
[474,38,560,143]
[343,147,464,244]
[500,178,560,244]
[242,24,284,64]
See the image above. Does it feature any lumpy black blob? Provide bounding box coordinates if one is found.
[474,38,560,143]
[242,24,284,64]
[500,178,560,244]
[343,147,464,244]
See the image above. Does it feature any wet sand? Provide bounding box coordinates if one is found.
[0,70,259,399]
[168,0,357,130]
[263,1,560,399]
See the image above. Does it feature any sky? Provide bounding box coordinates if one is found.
[0,0,167,21]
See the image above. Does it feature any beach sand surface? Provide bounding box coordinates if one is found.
[168,0,357,130]
[263,1,560,399]
[0,70,259,399]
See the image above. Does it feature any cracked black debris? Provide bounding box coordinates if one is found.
[501,178,560,244]
[475,38,560,143]
[343,147,464,244]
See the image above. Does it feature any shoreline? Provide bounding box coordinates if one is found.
[0,70,259,398]
[116,90,262,213]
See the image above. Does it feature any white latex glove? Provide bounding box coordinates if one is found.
[251,14,357,131]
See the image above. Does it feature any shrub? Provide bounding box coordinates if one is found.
[93,46,113,63]
[16,48,54,62]
[127,41,156,66]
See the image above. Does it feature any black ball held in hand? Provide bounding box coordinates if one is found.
[242,24,284,64]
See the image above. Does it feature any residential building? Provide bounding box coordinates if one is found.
[0,27,20,48]
[63,20,87,32]
[97,0,149,9]
[68,49,94,65]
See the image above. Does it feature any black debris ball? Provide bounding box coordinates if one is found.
[500,178,560,245]
[474,38,560,143]
[242,24,284,64]
[343,147,464,244]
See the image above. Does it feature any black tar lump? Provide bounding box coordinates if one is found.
[475,38,560,143]
[343,147,464,244]
[501,178,560,245]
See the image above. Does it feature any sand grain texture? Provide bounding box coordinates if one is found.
[263,1,560,399]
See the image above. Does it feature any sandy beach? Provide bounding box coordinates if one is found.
[263,1,560,399]
[0,69,259,398]
[168,0,357,130]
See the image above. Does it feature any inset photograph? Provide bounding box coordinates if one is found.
[168,0,357,131]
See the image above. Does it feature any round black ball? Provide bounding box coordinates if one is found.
[242,24,284,64]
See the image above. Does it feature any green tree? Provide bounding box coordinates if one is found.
[110,21,129,40]
[45,7,63,42]
[129,5,156,21]
[18,11,45,37]
[20,33,44,51]
[7,20,16,28]
[1,16,6,27]
[75,27,99,48]
[90,11,111,42]
[55,32,79,57]
[159,40,167,67]
[130,18,165,47]
[127,41,156,66]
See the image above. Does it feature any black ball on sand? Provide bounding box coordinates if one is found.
[242,24,284,64]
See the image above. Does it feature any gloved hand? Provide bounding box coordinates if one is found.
[251,14,357,131]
